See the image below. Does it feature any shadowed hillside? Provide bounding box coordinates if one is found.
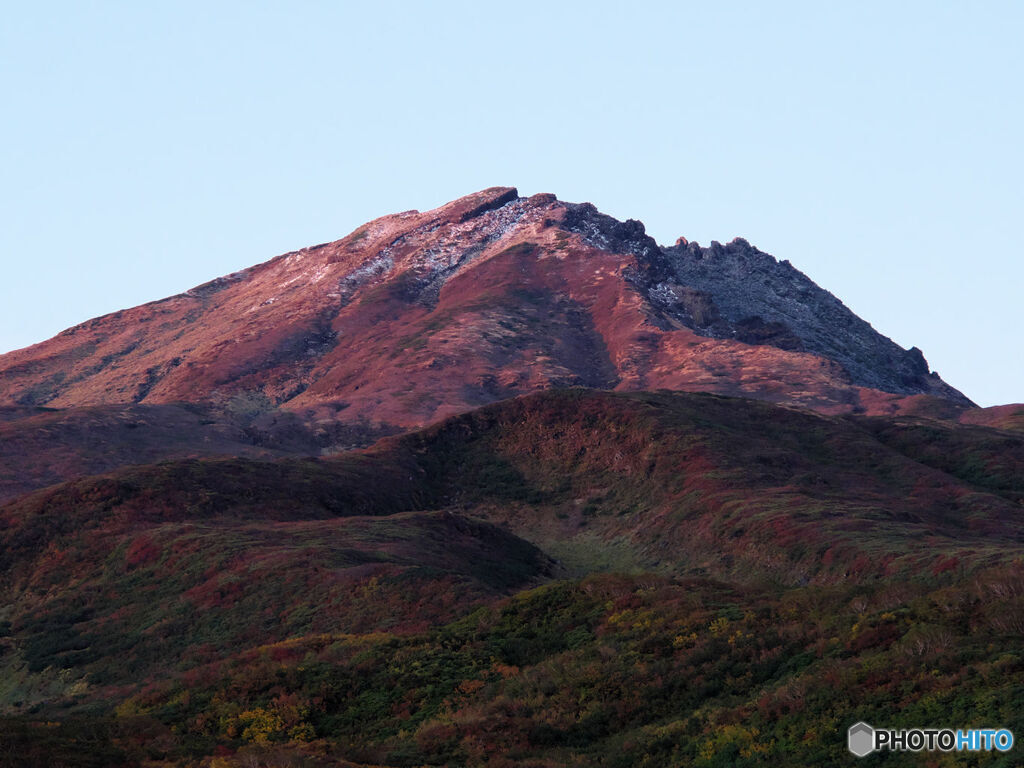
[2,390,1022,759]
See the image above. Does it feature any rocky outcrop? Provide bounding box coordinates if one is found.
[0,187,973,424]
[656,237,972,404]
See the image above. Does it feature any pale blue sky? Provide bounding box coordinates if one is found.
[2,2,1021,406]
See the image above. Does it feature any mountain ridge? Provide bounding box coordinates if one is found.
[0,189,1021,765]
[0,187,975,427]
[2,388,1021,730]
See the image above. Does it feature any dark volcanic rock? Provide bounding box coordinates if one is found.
[658,237,972,404]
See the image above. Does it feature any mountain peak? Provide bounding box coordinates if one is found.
[0,187,972,423]
[431,185,520,223]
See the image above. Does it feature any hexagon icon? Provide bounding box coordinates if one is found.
[848,722,875,757]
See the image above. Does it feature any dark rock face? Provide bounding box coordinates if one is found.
[657,237,973,404]
[556,204,967,403]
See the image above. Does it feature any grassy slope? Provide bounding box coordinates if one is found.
[395,390,1023,581]
[960,404,1024,434]
[1,389,1022,766]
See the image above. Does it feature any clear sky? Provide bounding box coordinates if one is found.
[2,2,1021,406]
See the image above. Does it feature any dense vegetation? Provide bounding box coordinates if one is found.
[2,390,1022,766]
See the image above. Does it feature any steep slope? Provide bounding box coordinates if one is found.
[0,188,971,427]
[660,236,966,399]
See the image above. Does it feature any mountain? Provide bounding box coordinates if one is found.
[1,188,1021,767]
[0,187,972,431]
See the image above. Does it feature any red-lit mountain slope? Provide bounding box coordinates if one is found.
[0,187,974,428]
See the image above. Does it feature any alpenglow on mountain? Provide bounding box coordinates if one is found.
[3,187,1023,768]
[0,187,971,427]
[0,188,966,428]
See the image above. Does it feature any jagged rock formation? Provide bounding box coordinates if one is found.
[0,187,972,426]
[659,237,965,399]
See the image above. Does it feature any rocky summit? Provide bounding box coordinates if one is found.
[0,187,971,430]
[1,188,1022,768]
